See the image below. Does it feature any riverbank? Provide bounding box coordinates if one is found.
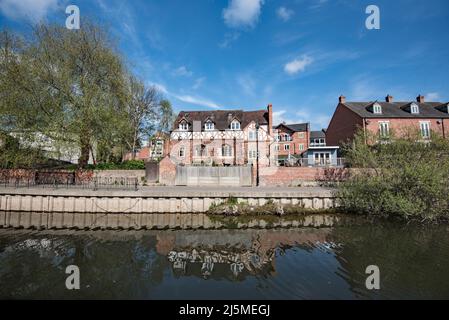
[0,186,341,230]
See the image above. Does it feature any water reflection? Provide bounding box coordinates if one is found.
[0,223,448,299]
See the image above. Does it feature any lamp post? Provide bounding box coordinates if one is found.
[255,121,260,186]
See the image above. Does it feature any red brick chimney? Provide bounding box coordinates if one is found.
[339,95,346,103]
[267,104,273,135]
[386,95,394,103]
[416,95,425,103]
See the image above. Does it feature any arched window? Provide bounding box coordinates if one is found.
[230,120,241,130]
[411,103,420,114]
[222,144,232,157]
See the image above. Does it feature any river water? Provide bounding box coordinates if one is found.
[0,221,448,299]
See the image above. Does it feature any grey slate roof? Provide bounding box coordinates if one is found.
[342,102,449,118]
[310,130,326,139]
[174,109,268,131]
[275,123,309,132]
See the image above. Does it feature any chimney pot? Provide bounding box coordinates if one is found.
[267,104,273,136]
[416,95,425,103]
[339,95,346,103]
[386,95,394,103]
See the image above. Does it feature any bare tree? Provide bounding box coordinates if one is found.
[125,77,162,160]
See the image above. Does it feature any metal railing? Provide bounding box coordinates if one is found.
[0,173,139,191]
[283,157,346,167]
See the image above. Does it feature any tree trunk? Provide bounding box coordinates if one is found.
[78,133,90,168]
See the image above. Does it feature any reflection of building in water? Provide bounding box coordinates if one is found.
[157,229,331,279]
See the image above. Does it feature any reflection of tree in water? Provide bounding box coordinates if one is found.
[329,223,449,299]
[0,230,169,299]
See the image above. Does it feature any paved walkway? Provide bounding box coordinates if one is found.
[0,186,336,198]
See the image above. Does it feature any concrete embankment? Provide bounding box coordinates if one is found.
[0,186,339,230]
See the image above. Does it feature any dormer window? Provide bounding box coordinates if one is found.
[230,120,241,130]
[411,103,419,114]
[373,103,382,114]
[204,120,214,131]
[179,121,189,131]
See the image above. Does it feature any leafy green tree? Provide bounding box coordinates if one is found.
[158,99,176,133]
[339,130,449,221]
[1,23,130,168]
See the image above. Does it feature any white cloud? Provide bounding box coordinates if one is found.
[223,0,264,29]
[175,95,220,109]
[147,82,168,94]
[0,0,59,22]
[284,55,313,75]
[273,110,287,124]
[273,108,330,130]
[426,92,440,101]
[219,32,240,48]
[237,73,256,96]
[309,0,328,10]
[277,6,294,22]
[192,77,206,90]
[172,66,193,77]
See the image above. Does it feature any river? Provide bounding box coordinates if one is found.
[0,220,448,299]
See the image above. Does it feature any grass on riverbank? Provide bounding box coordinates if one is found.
[207,197,335,217]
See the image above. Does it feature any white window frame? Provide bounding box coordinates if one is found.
[248,150,258,159]
[420,121,431,139]
[222,144,232,157]
[179,121,189,131]
[274,145,280,151]
[230,120,241,130]
[379,121,390,138]
[204,121,214,131]
[411,103,420,114]
[248,130,257,141]
[284,144,290,151]
[298,132,305,139]
[373,103,382,114]
[299,144,304,151]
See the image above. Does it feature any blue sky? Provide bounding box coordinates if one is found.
[1,0,449,130]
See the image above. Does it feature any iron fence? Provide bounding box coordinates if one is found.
[0,172,138,191]
[283,157,346,167]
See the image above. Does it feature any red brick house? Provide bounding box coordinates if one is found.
[326,95,449,146]
[168,104,275,166]
[273,123,310,163]
[123,131,170,161]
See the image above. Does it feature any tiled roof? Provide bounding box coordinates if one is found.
[174,109,268,131]
[275,123,309,132]
[342,102,449,118]
[310,130,326,139]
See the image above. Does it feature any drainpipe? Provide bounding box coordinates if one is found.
[442,119,446,139]
[233,137,237,165]
[362,118,367,145]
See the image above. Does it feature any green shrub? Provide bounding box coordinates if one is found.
[338,130,449,222]
[71,160,146,170]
